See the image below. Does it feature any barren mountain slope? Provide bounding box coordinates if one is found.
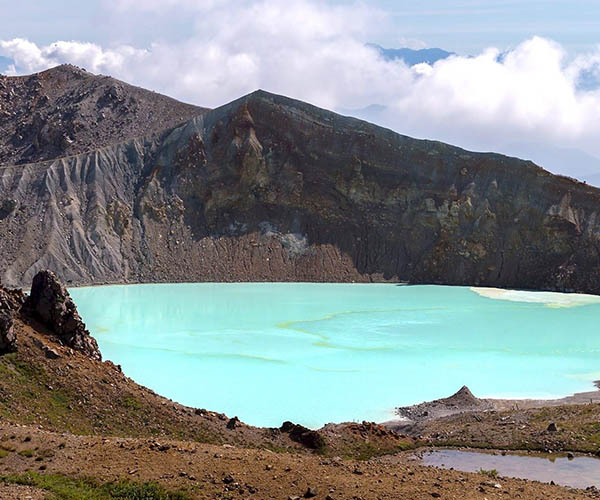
[1,74,600,292]
[0,64,207,166]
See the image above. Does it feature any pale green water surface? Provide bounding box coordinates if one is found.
[69,283,600,428]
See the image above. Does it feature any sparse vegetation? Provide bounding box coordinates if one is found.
[0,334,220,443]
[1,472,193,500]
[479,468,499,478]
[422,403,600,454]
[347,441,414,461]
[121,396,142,411]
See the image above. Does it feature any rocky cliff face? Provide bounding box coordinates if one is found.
[1,73,600,293]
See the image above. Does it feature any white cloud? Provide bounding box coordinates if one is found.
[2,0,600,180]
[379,38,600,159]
[0,38,148,76]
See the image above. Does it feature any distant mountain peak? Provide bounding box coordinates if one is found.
[367,44,454,66]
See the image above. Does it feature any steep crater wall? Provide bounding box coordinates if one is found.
[1,90,600,293]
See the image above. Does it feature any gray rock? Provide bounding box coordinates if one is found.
[0,309,17,353]
[23,270,101,360]
[0,286,23,354]
[42,345,61,359]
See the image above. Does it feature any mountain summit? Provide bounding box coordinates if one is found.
[0,64,207,166]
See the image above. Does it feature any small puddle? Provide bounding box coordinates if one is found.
[420,449,600,489]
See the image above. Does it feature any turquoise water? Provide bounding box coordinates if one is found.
[70,283,600,429]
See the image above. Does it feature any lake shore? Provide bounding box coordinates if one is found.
[383,384,600,430]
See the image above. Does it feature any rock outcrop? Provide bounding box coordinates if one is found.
[0,286,24,353]
[396,385,493,424]
[23,270,101,360]
[280,421,326,449]
[0,309,16,353]
[1,69,600,294]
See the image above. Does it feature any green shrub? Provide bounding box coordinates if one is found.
[479,468,499,478]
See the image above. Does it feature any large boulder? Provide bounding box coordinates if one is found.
[0,287,24,354]
[0,309,16,353]
[23,270,101,360]
[280,421,325,450]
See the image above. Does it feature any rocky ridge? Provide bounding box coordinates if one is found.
[1,69,600,293]
[0,64,207,166]
[395,385,493,425]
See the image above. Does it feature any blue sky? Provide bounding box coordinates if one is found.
[1,1,600,54]
[370,0,600,53]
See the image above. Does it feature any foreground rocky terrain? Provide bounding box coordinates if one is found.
[1,420,594,500]
[1,65,600,292]
[1,272,600,498]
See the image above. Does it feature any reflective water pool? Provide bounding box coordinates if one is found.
[421,448,600,489]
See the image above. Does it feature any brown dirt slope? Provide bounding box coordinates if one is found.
[0,313,421,459]
[0,64,207,166]
[0,312,292,448]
